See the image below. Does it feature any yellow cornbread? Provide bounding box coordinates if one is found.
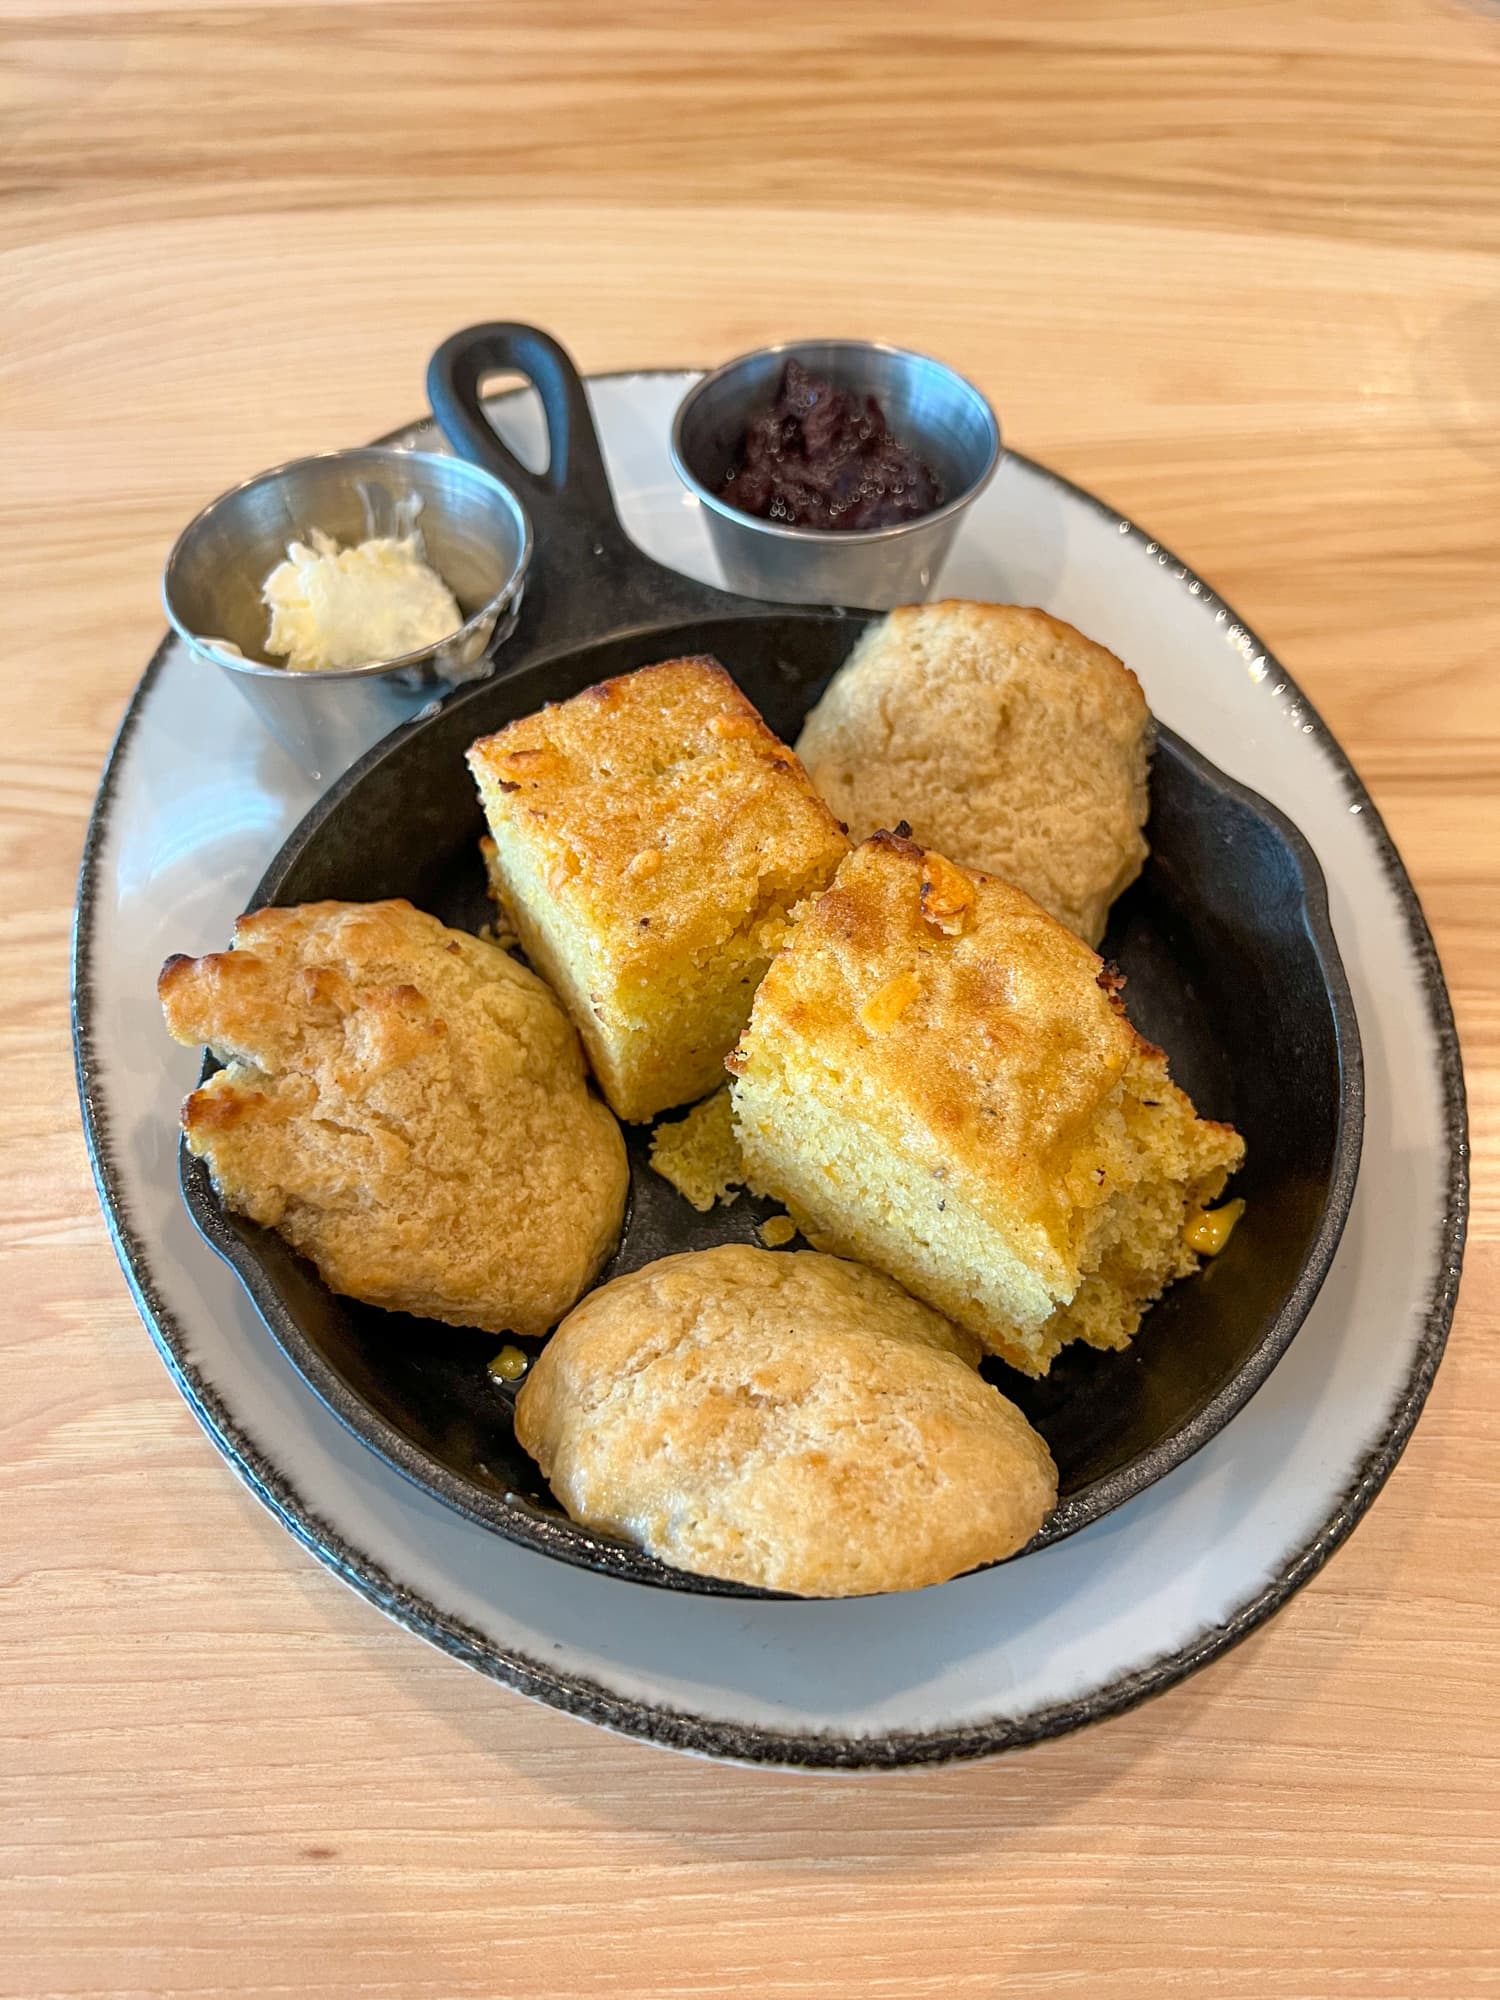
[468,657,849,1122]
[649,1087,747,1212]
[758,1214,798,1248]
[728,834,1245,1375]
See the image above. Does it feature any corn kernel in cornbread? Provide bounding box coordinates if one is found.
[468,659,849,1121]
[728,834,1244,1375]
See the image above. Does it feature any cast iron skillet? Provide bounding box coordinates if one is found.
[179,322,1364,1598]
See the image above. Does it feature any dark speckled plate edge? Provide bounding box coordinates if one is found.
[72,375,1469,1769]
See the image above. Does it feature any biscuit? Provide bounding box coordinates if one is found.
[159,899,628,1336]
[728,836,1244,1374]
[515,1246,1057,1596]
[796,602,1151,944]
[467,658,849,1122]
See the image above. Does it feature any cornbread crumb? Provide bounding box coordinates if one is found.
[729,835,1244,1374]
[649,1087,747,1212]
[515,1246,1056,1596]
[159,899,627,1335]
[796,602,1151,945]
[758,1214,797,1248]
[468,658,849,1121]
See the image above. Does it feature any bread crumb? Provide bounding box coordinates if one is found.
[758,1214,797,1247]
[649,1087,747,1212]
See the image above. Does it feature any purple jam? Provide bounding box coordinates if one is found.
[720,360,944,531]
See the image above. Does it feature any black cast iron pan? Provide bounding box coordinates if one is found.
[179,322,1364,1597]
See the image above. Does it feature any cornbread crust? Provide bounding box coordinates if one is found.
[159,899,627,1336]
[476,835,518,948]
[468,657,849,1122]
[795,602,1151,944]
[515,1246,1057,1597]
[728,836,1244,1374]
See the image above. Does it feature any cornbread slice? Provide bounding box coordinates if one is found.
[159,900,627,1336]
[795,602,1152,944]
[728,835,1244,1375]
[468,658,849,1121]
[515,1246,1058,1596]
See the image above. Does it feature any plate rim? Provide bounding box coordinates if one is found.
[72,370,1470,1770]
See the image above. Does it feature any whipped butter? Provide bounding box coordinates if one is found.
[261,529,463,673]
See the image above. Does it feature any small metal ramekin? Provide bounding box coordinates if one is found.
[670,339,1001,609]
[162,446,531,781]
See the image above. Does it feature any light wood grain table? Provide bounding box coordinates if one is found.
[6,4,1498,1994]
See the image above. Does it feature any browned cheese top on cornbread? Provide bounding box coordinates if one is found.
[730,834,1180,1299]
[466,658,850,978]
[158,899,627,1336]
[795,602,1151,946]
[515,1245,1058,1597]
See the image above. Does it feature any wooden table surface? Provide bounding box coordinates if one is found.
[6,3,1499,1994]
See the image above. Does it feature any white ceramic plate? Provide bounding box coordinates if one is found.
[74,373,1467,1770]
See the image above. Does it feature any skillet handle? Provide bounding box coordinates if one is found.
[427,321,746,656]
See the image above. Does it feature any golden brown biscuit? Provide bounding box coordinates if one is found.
[796,602,1151,945]
[467,658,849,1122]
[159,899,627,1335]
[515,1246,1057,1596]
[728,835,1244,1374]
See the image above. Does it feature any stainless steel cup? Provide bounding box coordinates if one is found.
[162,447,531,781]
[670,340,1000,609]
